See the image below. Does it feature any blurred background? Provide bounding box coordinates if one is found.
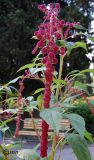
[0,0,94,135]
[0,0,94,83]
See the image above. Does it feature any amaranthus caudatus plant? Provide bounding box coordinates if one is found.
[13,2,94,160]
[31,3,93,159]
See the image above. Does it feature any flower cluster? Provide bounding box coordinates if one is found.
[14,70,36,137]
[14,79,24,137]
[32,3,77,56]
[32,3,78,158]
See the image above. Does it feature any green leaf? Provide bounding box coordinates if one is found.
[26,106,38,112]
[63,113,85,137]
[26,101,38,111]
[26,96,34,101]
[1,126,9,133]
[79,69,94,74]
[29,67,45,74]
[53,79,66,85]
[37,94,43,109]
[17,149,40,160]
[62,102,75,109]
[88,36,94,42]
[17,63,35,72]
[40,108,62,133]
[59,41,87,55]
[67,70,79,77]
[84,131,93,143]
[84,34,94,42]
[8,77,21,85]
[5,144,13,149]
[73,24,87,30]
[69,69,94,80]
[72,41,87,51]
[0,118,14,127]
[32,55,42,63]
[66,134,92,160]
[57,40,66,47]
[33,88,44,95]
[4,109,18,114]
[29,101,37,107]
[0,86,12,92]
[63,94,81,103]
[73,81,88,93]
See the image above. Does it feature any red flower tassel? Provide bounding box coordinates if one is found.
[40,65,53,157]
[40,121,49,157]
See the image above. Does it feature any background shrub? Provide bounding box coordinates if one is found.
[69,98,94,135]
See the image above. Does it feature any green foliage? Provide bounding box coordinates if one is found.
[69,99,94,134]
[0,1,94,160]
[26,101,38,112]
[78,69,94,75]
[69,101,94,122]
[64,113,85,137]
[71,41,87,52]
[58,40,87,55]
[53,79,66,86]
[40,108,62,133]
[7,77,21,85]
[66,134,92,160]
[37,94,43,109]
[34,88,44,95]
[0,126,9,133]
[84,131,93,143]
[88,36,94,42]
[73,81,89,93]
[17,63,35,72]
[40,106,86,137]
[73,24,87,30]
[0,118,14,128]
[29,67,45,75]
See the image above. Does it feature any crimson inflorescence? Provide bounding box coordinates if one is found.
[32,3,78,158]
[14,79,24,137]
[14,70,36,137]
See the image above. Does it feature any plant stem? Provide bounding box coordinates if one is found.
[50,55,64,160]
[56,55,64,102]
[50,134,57,160]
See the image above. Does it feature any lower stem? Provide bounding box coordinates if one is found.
[50,55,64,160]
[50,134,57,160]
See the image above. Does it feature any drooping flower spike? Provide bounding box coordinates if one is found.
[14,70,37,137]
[32,3,78,158]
